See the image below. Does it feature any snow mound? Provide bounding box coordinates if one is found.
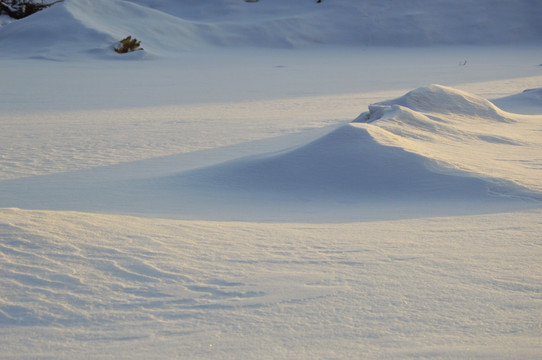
[170,85,541,211]
[176,124,499,200]
[1,0,541,59]
[352,85,542,194]
[359,84,514,123]
[0,0,206,59]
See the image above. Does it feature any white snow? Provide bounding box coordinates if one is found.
[1,0,541,358]
[1,0,542,60]
[1,208,541,358]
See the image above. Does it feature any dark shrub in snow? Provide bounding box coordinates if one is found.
[0,0,61,19]
[114,36,143,54]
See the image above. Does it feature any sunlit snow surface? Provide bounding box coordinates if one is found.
[2,84,540,221]
[1,0,542,358]
[2,208,541,358]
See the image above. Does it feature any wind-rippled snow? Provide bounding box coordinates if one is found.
[1,0,541,358]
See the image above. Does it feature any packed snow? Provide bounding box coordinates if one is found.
[1,0,541,358]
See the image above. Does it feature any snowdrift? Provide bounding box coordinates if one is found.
[172,85,540,202]
[0,84,539,221]
[176,123,497,200]
[1,0,541,59]
[360,84,514,122]
[122,85,542,220]
[353,85,542,194]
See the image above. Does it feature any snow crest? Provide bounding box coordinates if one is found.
[359,84,514,123]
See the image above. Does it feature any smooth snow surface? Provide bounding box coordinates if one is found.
[0,0,541,59]
[493,87,542,114]
[1,0,542,358]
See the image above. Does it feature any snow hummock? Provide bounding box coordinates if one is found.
[353,85,542,195]
[360,84,512,122]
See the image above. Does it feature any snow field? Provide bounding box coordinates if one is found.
[1,208,541,358]
[1,0,542,358]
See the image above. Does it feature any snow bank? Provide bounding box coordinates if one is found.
[171,85,540,206]
[0,0,541,59]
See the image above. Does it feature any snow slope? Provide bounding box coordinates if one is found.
[0,0,541,59]
[493,87,542,114]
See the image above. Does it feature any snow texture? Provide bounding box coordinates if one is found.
[0,0,541,358]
